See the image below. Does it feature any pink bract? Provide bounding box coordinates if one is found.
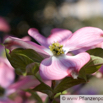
[0,57,14,89]
[4,27,103,80]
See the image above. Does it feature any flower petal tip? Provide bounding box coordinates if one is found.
[28,28,39,35]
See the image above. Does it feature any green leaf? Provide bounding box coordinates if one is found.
[25,89,43,103]
[87,48,103,57]
[78,67,87,81]
[31,92,43,103]
[53,77,86,93]
[5,49,34,75]
[44,98,58,103]
[26,62,39,75]
[5,48,10,58]
[54,91,67,98]
[33,83,53,97]
[52,100,59,103]
[79,55,103,77]
[85,55,103,74]
[5,48,43,75]
[11,48,44,63]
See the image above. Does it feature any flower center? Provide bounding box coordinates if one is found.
[0,86,5,96]
[49,42,64,56]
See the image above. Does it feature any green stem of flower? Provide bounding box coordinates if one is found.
[52,80,56,90]
[48,98,53,103]
[48,80,56,103]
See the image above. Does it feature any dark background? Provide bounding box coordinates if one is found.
[0,0,103,40]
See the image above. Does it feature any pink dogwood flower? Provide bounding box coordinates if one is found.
[4,27,103,80]
[0,76,40,103]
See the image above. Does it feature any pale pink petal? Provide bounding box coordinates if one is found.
[28,28,48,47]
[6,76,40,95]
[28,28,72,47]
[26,41,50,57]
[4,36,50,58]
[39,52,90,80]
[65,27,103,51]
[0,17,10,32]
[72,52,90,71]
[70,38,103,54]
[21,36,31,41]
[0,57,13,69]
[0,58,15,88]
[71,47,90,55]
[47,28,72,45]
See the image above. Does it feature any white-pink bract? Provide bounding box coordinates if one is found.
[0,45,14,90]
[0,57,14,89]
[4,27,103,80]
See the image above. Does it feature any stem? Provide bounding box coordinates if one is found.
[48,80,56,103]
[52,80,56,90]
[48,98,53,103]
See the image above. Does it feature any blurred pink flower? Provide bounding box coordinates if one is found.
[0,44,15,89]
[0,52,15,102]
[11,80,50,103]
[6,76,40,96]
[0,16,10,32]
[0,45,40,103]
[0,57,14,89]
[4,27,103,80]
[0,76,40,103]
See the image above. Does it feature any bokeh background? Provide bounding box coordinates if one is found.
[1,0,103,38]
[1,0,103,96]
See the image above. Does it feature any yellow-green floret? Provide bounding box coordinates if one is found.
[49,42,64,56]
